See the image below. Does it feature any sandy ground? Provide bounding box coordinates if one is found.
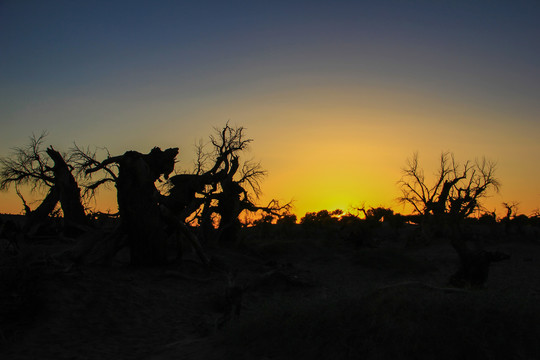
[1,235,539,360]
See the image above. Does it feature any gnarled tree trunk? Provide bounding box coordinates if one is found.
[115,148,178,266]
[21,148,87,235]
[117,151,166,265]
[24,185,60,234]
[46,147,88,231]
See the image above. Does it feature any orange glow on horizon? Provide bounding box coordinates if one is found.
[1,1,539,223]
[1,86,539,218]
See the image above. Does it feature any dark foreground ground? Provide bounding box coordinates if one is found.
[1,231,539,360]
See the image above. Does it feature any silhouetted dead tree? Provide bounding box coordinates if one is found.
[163,123,290,245]
[209,122,253,161]
[215,157,245,243]
[502,201,519,222]
[162,152,229,222]
[79,145,210,266]
[0,133,88,234]
[212,156,291,244]
[84,147,179,265]
[45,147,88,228]
[398,152,503,287]
[160,122,252,220]
[398,152,500,219]
[160,125,246,238]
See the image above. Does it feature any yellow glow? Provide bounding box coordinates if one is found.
[1,84,539,218]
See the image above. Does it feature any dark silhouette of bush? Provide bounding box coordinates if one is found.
[300,209,343,225]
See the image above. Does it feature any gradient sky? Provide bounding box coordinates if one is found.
[1,0,539,217]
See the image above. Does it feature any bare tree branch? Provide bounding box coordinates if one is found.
[237,159,267,200]
[0,132,55,191]
[70,143,119,198]
[210,121,253,159]
[398,152,499,219]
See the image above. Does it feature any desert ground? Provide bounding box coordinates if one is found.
[1,224,539,360]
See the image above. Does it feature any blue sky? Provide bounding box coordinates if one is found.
[1,0,539,215]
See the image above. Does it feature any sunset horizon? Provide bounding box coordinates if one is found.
[0,126,534,221]
[2,2,540,357]
[1,0,539,218]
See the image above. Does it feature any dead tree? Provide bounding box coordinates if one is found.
[45,147,88,229]
[161,124,252,239]
[0,133,88,234]
[160,124,290,245]
[177,124,291,245]
[162,154,229,221]
[78,144,213,266]
[213,156,291,244]
[85,147,179,265]
[215,157,244,244]
[398,152,502,287]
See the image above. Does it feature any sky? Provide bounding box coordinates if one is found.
[1,0,539,218]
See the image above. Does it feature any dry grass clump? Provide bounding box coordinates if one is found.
[208,285,540,360]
